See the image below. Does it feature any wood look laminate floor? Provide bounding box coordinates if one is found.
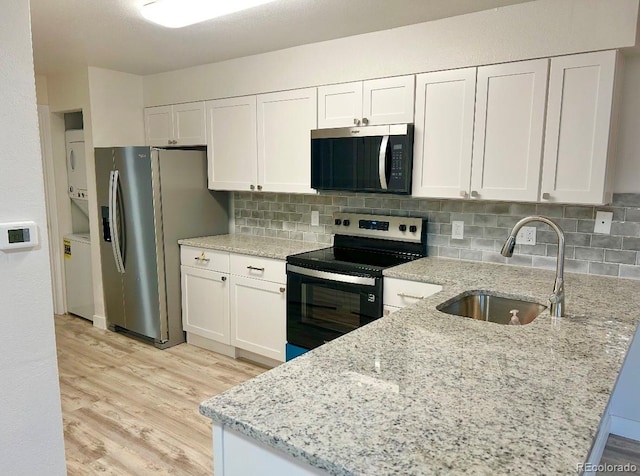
[55,314,266,475]
[599,435,640,475]
[56,314,640,475]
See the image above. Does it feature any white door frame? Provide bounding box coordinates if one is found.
[38,105,65,315]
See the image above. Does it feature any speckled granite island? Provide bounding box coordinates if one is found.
[200,257,640,475]
[178,234,327,260]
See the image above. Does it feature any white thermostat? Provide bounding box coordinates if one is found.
[0,221,38,251]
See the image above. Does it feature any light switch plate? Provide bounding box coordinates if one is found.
[594,211,613,234]
[311,211,319,227]
[516,226,536,246]
[452,221,464,240]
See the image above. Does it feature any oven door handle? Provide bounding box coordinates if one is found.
[287,264,376,286]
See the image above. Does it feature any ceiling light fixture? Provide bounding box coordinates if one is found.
[141,0,278,29]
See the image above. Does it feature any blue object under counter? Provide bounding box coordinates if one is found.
[285,343,309,361]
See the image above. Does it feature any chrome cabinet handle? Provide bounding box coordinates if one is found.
[460,190,468,198]
[397,292,424,300]
[542,192,551,200]
[194,256,210,263]
[247,266,265,272]
[362,117,369,125]
[257,185,263,191]
[221,276,227,282]
[470,190,479,198]
[250,184,255,190]
[353,118,360,126]
[279,287,285,293]
[168,140,172,145]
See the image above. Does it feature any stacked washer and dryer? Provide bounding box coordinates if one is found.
[63,130,94,321]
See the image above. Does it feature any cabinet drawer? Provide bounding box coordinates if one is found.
[180,246,229,273]
[383,277,442,309]
[230,253,285,283]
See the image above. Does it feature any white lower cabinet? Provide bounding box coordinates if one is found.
[229,275,286,362]
[180,246,287,364]
[383,277,442,311]
[181,265,230,344]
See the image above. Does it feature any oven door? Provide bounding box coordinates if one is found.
[286,264,383,351]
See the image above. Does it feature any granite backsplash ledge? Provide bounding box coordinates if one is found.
[232,191,640,280]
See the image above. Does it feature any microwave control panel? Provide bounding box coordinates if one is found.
[387,138,411,193]
[390,144,404,181]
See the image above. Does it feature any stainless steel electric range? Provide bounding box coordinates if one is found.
[285,212,428,360]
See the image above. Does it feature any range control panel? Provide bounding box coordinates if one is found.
[332,213,424,243]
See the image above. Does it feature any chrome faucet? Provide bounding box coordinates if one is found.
[500,216,565,317]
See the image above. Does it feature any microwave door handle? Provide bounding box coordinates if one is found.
[378,135,389,190]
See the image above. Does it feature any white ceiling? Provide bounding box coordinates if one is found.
[30,0,533,76]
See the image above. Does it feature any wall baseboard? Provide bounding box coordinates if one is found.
[92,314,107,330]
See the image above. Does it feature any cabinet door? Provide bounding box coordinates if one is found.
[144,105,173,147]
[206,96,258,191]
[413,68,476,198]
[181,265,230,344]
[173,102,206,146]
[363,75,415,125]
[471,59,549,202]
[257,88,317,194]
[541,50,617,205]
[317,81,363,128]
[230,275,286,362]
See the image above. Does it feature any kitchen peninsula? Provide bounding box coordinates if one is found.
[200,258,640,474]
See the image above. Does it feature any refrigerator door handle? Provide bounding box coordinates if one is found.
[109,170,125,274]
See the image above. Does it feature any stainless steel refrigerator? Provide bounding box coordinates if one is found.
[95,146,228,348]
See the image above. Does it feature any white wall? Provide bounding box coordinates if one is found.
[88,67,145,147]
[143,0,638,106]
[35,74,49,105]
[0,0,66,473]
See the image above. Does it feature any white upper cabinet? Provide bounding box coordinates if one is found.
[317,82,363,128]
[206,96,258,191]
[471,59,549,202]
[144,105,172,146]
[257,88,317,194]
[541,50,618,205]
[173,102,207,145]
[412,68,476,199]
[144,101,206,147]
[317,75,414,128]
[363,76,415,126]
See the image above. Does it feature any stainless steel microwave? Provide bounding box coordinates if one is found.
[311,124,414,194]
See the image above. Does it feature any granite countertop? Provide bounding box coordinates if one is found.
[178,234,328,260]
[200,257,640,475]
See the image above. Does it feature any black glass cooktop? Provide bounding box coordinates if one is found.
[287,246,419,277]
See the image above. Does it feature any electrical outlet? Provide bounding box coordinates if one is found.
[516,226,536,246]
[594,211,613,234]
[452,221,464,240]
[311,210,319,226]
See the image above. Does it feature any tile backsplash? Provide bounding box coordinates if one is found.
[233,191,640,280]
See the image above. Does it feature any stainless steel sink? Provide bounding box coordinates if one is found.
[437,291,547,325]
